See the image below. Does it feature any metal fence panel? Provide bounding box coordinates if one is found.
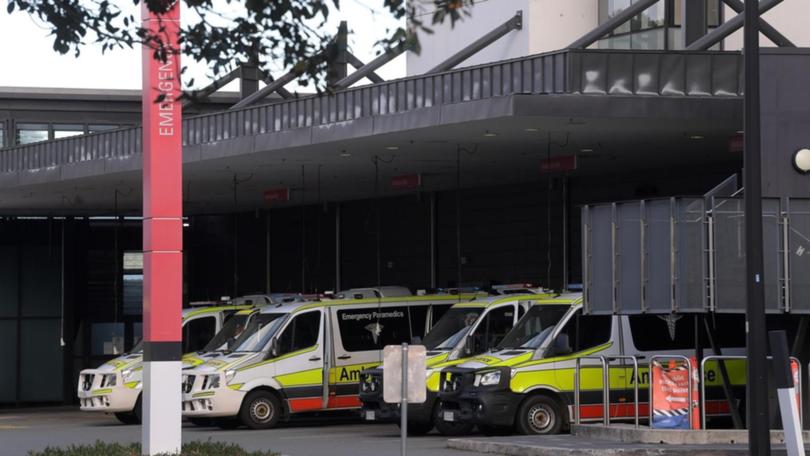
[675,198,707,312]
[584,205,614,315]
[616,201,643,314]
[788,199,810,313]
[644,199,673,313]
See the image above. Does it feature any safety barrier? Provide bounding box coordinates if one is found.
[574,356,608,426]
[700,355,803,429]
[574,355,640,428]
[649,355,694,430]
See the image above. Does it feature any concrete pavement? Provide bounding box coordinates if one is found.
[0,408,478,456]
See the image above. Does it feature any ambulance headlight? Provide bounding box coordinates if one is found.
[225,369,236,383]
[476,371,501,387]
[121,369,133,382]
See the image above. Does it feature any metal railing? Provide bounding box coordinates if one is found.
[0,50,743,174]
[649,355,694,430]
[700,355,803,429]
[573,355,640,428]
[574,356,608,426]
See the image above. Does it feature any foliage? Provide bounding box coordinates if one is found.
[27,440,280,456]
[4,0,475,92]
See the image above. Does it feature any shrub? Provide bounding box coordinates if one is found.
[28,441,279,456]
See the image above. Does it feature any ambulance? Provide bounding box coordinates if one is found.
[77,298,262,424]
[359,288,555,436]
[437,294,746,435]
[180,287,479,429]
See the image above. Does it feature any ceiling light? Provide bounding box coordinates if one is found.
[793,148,810,174]
[385,146,399,151]
[689,134,704,140]
[580,148,594,153]
[483,130,497,137]
[340,151,351,157]
[524,128,540,132]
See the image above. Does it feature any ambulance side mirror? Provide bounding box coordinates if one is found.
[411,336,422,345]
[268,338,280,358]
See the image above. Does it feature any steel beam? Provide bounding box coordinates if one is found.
[686,0,784,51]
[231,69,299,109]
[333,44,406,90]
[721,0,794,47]
[181,67,240,108]
[569,0,660,49]
[428,11,523,74]
[743,0,770,453]
[260,71,293,99]
[346,51,384,83]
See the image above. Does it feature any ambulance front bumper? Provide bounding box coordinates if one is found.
[359,368,436,423]
[181,374,245,418]
[77,369,140,413]
[437,367,518,427]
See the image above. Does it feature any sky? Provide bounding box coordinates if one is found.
[0,0,406,91]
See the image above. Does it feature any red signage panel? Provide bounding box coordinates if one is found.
[142,2,182,343]
[540,155,577,173]
[264,188,290,202]
[391,174,422,189]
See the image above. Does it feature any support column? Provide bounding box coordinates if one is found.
[141,3,183,455]
[682,0,708,48]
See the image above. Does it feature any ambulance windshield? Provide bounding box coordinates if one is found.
[422,308,484,351]
[202,313,251,352]
[230,313,288,352]
[496,305,569,350]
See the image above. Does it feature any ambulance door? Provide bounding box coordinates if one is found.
[269,309,324,413]
[551,311,615,422]
[330,301,412,408]
[182,314,218,354]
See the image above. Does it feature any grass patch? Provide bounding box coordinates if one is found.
[28,441,279,456]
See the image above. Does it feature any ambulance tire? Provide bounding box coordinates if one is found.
[240,390,281,430]
[114,412,139,425]
[133,395,143,424]
[433,406,474,436]
[515,394,565,435]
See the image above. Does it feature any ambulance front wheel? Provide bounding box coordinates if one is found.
[515,395,564,435]
[239,390,281,430]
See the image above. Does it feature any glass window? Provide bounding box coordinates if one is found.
[0,321,18,402]
[123,274,143,316]
[496,305,570,350]
[203,313,250,352]
[422,307,483,351]
[91,322,125,355]
[629,314,696,351]
[123,252,143,270]
[133,322,143,349]
[430,304,452,326]
[53,124,84,139]
[409,305,429,340]
[16,123,49,145]
[277,311,321,355]
[182,316,217,353]
[232,312,288,352]
[337,306,411,352]
[19,320,63,402]
[470,306,515,353]
[557,311,612,352]
[0,125,5,148]
[88,124,119,133]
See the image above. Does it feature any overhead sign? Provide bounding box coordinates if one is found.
[383,344,427,404]
[264,188,290,202]
[541,155,577,173]
[391,174,422,189]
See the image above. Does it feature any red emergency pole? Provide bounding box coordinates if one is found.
[141,2,182,454]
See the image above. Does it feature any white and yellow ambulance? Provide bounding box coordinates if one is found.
[77,300,259,424]
[437,294,747,435]
[359,289,555,436]
[180,288,479,429]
